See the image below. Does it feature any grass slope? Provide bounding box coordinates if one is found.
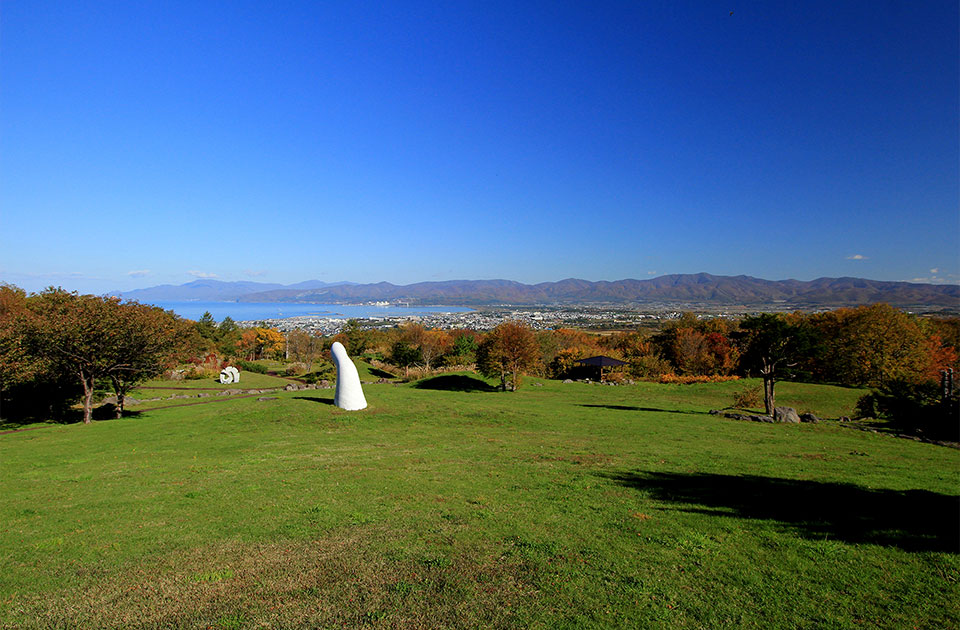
[1,378,957,629]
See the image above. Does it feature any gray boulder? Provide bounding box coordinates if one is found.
[773,407,801,423]
[800,412,820,423]
[562,379,574,384]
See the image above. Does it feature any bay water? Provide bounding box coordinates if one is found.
[150,301,473,323]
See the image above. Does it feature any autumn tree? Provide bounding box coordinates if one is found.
[808,304,933,387]
[0,285,37,394]
[18,289,123,423]
[605,331,670,378]
[540,328,601,378]
[419,329,452,371]
[16,289,192,423]
[476,321,539,391]
[671,328,713,375]
[287,330,324,370]
[236,326,285,360]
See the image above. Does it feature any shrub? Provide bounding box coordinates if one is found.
[627,354,672,379]
[234,359,269,374]
[604,371,628,384]
[302,361,335,384]
[854,393,881,419]
[184,366,215,380]
[732,385,763,409]
[856,380,958,440]
[284,362,308,377]
[658,374,740,385]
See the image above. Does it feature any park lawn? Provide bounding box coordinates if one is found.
[355,359,398,382]
[136,371,297,392]
[1,377,957,629]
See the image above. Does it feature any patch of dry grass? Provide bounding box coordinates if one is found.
[5,527,536,629]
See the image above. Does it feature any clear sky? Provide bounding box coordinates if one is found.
[2,1,957,294]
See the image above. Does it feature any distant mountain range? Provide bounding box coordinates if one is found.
[118,274,960,307]
[117,279,354,302]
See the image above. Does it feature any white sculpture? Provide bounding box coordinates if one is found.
[330,341,367,410]
[219,366,240,384]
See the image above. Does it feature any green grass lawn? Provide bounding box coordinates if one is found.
[1,377,957,629]
[136,370,297,392]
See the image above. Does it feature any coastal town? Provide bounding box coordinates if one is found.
[239,303,766,335]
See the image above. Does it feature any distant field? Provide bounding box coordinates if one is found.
[1,377,957,629]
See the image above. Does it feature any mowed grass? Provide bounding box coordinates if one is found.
[1,377,957,629]
[137,371,296,391]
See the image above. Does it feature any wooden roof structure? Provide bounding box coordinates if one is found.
[574,355,628,382]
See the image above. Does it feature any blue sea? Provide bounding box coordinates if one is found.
[150,301,473,322]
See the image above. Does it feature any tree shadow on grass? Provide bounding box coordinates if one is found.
[601,470,959,553]
[413,375,498,392]
[92,405,144,421]
[292,396,336,405]
[367,367,396,380]
[579,404,711,416]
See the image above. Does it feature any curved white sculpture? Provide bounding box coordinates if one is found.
[219,366,240,384]
[331,341,367,410]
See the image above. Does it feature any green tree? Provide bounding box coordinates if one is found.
[735,314,812,415]
[340,319,369,356]
[450,331,479,364]
[196,311,217,341]
[390,340,422,377]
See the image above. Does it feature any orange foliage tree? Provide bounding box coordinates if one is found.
[477,321,539,391]
[236,326,285,360]
[419,329,452,371]
[809,304,933,387]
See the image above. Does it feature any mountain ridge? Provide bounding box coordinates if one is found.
[114,275,959,307]
[237,274,957,307]
[117,279,354,302]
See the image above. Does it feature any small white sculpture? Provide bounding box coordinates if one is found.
[219,366,240,384]
[330,341,367,410]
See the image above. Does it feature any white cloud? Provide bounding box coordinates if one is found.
[846,254,868,260]
[187,270,219,279]
[930,268,939,274]
[126,269,150,277]
[647,270,658,275]
[908,272,958,285]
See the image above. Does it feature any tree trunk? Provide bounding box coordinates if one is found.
[511,367,518,391]
[763,376,775,415]
[81,374,94,424]
[111,375,125,419]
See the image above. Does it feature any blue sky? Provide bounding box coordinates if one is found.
[2,1,957,293]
